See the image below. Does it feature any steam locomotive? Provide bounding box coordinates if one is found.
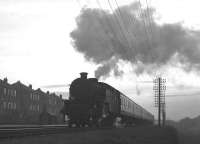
[64,72,154,127]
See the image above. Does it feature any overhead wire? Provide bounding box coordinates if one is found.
[144,0,155,62]
[113,0,156,92]
[142,0,153,37]
[124,5,138,38]
[117,1,143,41]
[138,0,151,50]
[112,0,152,93]
[74,0,155,87]
[73,1,198,109]
[113,0,137,39]
[92,0,133,59]
[75,0,133,59]
[113,0,137,54]
[137,0,161,79]
[93,0,126,56]
[166,94,200,97]
[107,0,132,52]
[74,0,153,59]
[145,0,164,77]
[145,0,154,38]
[96,0,141,90]
[96,0,125,45]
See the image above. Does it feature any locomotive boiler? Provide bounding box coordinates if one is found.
[65,72,154,127]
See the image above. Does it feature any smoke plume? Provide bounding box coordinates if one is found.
[70,2,200,79]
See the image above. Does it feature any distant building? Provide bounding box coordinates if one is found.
[0,78,17,124]
[12,82,40,124]
[0,78,64,125]
[45,92,64,124]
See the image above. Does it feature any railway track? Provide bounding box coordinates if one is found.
[0,125,111,139]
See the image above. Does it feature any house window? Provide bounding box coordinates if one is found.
[3,101,6,109]
[4,88,6,95]
[14,90,16,97]
[13,103,16,110]
[37,105,39,111]
[11,90,13,97]
[13,90,15,97]
[10,102,13,109]
[12,102,14,109]
[10,90,12,96]
[8,102,11,109]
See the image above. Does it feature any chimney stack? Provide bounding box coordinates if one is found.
[80,72,88,79]
[3,78,8,83]
[29,84,32,89]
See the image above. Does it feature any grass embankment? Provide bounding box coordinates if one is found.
[1,126,178,144]
[178,132,200,144]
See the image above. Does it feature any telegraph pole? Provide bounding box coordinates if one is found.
[162,104,166,127]
[153,76,166,127]
[158,77,161,127]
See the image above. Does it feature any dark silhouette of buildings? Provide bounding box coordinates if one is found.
[0,78,64,124]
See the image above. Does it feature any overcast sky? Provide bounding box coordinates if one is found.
[1,0,200,121]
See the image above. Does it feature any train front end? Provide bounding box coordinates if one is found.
[68,72,105,127]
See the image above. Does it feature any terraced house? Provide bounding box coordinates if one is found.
[0,78,64,124]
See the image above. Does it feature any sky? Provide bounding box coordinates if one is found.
[0,0,200,121]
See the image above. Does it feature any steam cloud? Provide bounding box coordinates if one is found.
[70,2,200,79]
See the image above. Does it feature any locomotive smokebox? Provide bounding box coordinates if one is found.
[80,72,88,79]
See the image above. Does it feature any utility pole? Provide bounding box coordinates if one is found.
[153,76,166,127]
[162,104,166,127]
[158,77,161,127]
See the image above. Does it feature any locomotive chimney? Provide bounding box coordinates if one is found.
[80,72,88,79]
